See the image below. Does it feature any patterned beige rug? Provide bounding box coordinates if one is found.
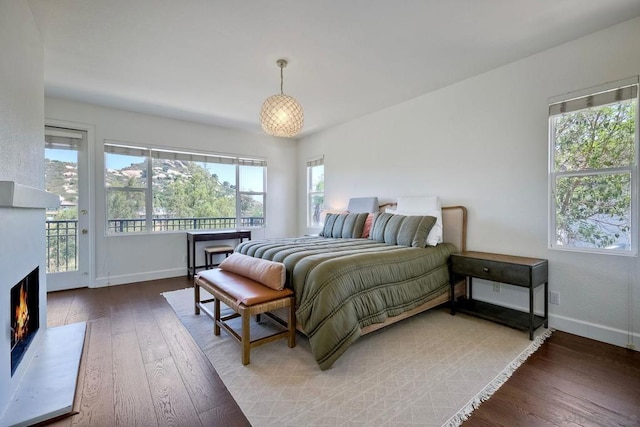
[163,288,552,427]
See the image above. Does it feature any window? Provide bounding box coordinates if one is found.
[105,142,266,233]
[307,157,324,227]
[548,78,638,254]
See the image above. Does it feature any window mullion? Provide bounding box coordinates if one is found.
[145,152,153,232]
[235,164,240,229]
[554,166,633,178]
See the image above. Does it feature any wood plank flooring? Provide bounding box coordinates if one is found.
[463,331,640,426]
[45,277,640,427]
[45,277,249,427]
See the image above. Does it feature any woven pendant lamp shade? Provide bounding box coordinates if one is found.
[260,59,304,138]
[260,94,304,137]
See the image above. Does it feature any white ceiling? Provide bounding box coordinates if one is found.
[27,0,640,138]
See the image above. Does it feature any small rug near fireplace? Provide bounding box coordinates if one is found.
[163,288,552,427]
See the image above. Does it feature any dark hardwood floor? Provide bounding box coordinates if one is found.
[45,277,640,427]
[463,331,640,427]
[45,277,249,427]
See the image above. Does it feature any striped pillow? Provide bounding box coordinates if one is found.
[320,213,369,238]
[370,212,437,247]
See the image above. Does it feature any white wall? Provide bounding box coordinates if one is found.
[298,17,640,349]
[0,0,46,415]
[45,98,298,286]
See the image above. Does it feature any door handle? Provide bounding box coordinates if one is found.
[81,229,88,234]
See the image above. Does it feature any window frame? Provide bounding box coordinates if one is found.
[307,157,324,228]
[237,159,267,228]
[104,141,267,235]
[548,77,639,256]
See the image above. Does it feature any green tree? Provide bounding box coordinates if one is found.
[553,101,635,248]
[240,195,264,218]
[107,188,145,220]
[107,175,146,220]
[54,207,78,220]
[160,162,236,218]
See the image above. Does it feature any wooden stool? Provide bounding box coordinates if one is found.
[203,245,234,269]
[195,268,296,365]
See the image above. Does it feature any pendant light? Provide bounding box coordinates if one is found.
[259,59,304,137]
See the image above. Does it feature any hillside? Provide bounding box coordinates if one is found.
[45,159,78,206]
[45,158,245,217]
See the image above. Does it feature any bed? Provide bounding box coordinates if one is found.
[234,200,467,370]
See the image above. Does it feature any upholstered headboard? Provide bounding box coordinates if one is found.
[441,206,467,252]
[347,197,379,213]
[379,202,467,252]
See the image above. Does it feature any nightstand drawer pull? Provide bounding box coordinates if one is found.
[483,267,489,272]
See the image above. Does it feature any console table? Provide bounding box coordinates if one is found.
[186,230,251,277]
[450,251,548,340]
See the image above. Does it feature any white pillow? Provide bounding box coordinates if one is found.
[394,196,443,246]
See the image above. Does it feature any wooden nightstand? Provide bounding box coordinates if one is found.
[450,251,549,340]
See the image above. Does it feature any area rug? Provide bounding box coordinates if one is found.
[163,288,552,427]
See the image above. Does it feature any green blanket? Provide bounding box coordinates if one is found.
[236,237,456,370]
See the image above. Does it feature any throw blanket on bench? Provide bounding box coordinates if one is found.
[236,237,456,370]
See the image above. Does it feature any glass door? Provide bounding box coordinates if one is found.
[44,126,90,291]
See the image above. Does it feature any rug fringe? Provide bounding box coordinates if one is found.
[441,328,554,427]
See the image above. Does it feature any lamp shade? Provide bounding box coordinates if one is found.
[260,93,304,138]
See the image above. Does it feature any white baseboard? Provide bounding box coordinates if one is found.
[549,313,639,350]
[472,296,639,351]
[93,267,186,288]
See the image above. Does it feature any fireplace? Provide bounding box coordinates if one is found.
[10,266,39,376]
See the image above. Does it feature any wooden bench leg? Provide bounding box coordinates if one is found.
[242,310,250,365]
[214,298,221,336]
[288,297,296,348]
[194,282,201,315]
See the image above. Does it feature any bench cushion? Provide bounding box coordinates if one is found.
[197,268,293,308]
[219,252,286,290]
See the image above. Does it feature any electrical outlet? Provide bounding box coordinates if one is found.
[549,291,560,305]
[492,283,500,292]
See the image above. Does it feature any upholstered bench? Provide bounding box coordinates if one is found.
[194,253,295,365]
[203,245,235,269]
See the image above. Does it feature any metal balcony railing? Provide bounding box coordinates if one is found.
[46,220,78,273]
[46,216,264,273]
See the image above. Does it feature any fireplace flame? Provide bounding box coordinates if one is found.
[14,283,30,342]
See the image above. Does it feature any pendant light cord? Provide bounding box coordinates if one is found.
[280,64,284,95]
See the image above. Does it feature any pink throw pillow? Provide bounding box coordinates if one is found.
[361,213,374,238]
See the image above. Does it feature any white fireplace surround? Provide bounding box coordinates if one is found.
[0,181,60,209]
[0,181,86,427]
